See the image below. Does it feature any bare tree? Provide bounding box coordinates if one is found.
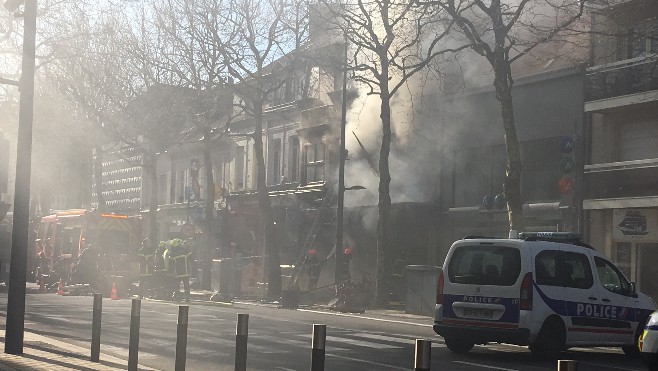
[216,0,308,298]
[430,0,586,233]
[319,0,462,306]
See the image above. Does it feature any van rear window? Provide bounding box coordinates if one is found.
[448,245,521,286]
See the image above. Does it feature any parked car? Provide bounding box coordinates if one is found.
[434,232,657,359]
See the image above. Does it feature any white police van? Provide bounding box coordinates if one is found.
[433,232,657,359]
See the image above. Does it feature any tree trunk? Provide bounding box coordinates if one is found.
[493,61,524,233]
[253,100,281,299]
[201,130,215,291]
[94,145,106,212]
[375,69,393,308]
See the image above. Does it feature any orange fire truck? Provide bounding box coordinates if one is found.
[35,209,142,293]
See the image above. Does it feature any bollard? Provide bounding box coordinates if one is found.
[90,293,102,362]
[414,339,431,371]
[557,360,578,371]
[175,305,189,371]
[311,324,326,371]
[235,313,249,371]
[128,299,141,371]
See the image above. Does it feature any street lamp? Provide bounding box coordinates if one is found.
[5,0,37,355]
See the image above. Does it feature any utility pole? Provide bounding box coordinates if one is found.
[5,0,37,355]
[335,34,348,292]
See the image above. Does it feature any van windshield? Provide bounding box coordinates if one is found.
[448,245,521,286]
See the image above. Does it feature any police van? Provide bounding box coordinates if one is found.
[433,232,657,359]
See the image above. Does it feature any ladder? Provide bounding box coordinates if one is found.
[288,190,335,288]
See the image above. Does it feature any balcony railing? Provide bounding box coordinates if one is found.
[585,55,658,102]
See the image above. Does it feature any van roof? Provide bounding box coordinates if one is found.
[461,232,596,250]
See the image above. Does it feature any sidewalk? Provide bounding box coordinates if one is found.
[0,329,154,371]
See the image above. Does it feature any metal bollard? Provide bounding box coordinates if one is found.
[311,324,326,371]
[175,305,189,371]
[128,299,141,371]
[235,313,249,371]
[414,339,431,371]
[90,293,102,362]
[557,360,578,371]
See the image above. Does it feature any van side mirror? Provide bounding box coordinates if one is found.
[629,282,638,298]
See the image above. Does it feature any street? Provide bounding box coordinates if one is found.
[0,292,648,370]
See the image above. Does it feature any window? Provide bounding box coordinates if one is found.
[535,250,593,289]
[269,139,281,185]
[289,136,300,182]
[595,257,631,296]
[620,18,658,60]
[304,143,325,183]
[447,245,521,286]
[235,145,245,189]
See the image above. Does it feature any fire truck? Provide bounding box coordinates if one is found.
[35,209,142,294]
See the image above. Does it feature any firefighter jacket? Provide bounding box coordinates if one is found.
[170,245,192,278]
[138,245,157,277]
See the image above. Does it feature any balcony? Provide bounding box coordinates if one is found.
[585,55,658,103]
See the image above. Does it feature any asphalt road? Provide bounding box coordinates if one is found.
[0,293,648,370]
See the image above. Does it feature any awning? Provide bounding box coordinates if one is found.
[583,196,658,210]
[447,202,564,214]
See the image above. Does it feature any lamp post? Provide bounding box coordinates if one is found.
[5,0,37,355]
[335,34,348,292]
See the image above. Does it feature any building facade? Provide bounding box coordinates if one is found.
[584,0,658,301]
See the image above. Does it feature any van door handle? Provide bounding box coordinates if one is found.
[602,298,611,303]
[588,297,598,301]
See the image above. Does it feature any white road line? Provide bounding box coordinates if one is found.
[453,361,519,371]
[325,335,401,349]
[297,308,432,327]
[326,353,402,369]
[350,333,418,344]
[256,334,350,351]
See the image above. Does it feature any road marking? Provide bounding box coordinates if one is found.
[297,308,432,328]
[256,334,348,351]
[351,333,420,344]
[325,335,401,349]
[326,353,402,369]
[453,361,518,370]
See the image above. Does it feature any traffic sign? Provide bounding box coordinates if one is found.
[558,176,574,195]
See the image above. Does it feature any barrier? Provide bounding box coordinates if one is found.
[311,324,326,371]
[128,299,141,371]
[414,339,431,371]
[90,293,102,362]
[175,305,189,371]
[235,313,249,371]
[557,360,578,371]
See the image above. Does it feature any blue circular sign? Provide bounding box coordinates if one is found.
[560,137,575,153]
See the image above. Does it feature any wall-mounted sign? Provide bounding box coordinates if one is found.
[613,208,658,241]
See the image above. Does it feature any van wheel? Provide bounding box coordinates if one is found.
[530,317,565,360]
[444,337,474,354]
[623,317,648,357]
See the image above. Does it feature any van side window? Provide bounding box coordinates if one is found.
[535,250,593,289]
[594,257,630,296]
[448,245,521,286]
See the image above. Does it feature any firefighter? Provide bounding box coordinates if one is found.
[138,238,156,297]
[342,247,353,282]
[305,249,322,291]
[152,241,170,298]
[73,244,98,288]
[168,238,192,302]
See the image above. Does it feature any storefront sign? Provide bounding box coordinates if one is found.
[613,209,658,241]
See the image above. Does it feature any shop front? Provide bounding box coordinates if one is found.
[587,205,658,303]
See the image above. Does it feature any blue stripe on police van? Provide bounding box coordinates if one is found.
[646,325,658,331]
[533,282,645,323]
